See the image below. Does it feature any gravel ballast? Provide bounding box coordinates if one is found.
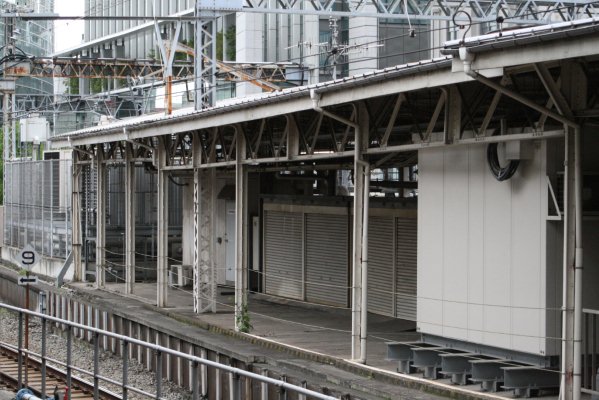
[0,308,192,400]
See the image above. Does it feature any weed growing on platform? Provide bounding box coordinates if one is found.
[236,303,253,333]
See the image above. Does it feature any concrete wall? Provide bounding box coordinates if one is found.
[1,246,72,281]
[417,140,555,356]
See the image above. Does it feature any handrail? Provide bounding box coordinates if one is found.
[0,302,339,400]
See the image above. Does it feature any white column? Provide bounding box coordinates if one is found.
[234,131,248,331]
[157,140,169,308]
[125,146,136,294]
[95,148,106,287]
[235,12,264,97]
[351,103,369,361]
[348,5,378,76]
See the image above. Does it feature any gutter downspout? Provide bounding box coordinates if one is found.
[359,160,370,364]
[311,90,369,363]
[459,47,583,399]
[573,125,583,400]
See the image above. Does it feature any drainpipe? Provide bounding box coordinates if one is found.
[359,160,370,364]
[311,89,369,363]
[573,125,583,400]
[459,47,583,399]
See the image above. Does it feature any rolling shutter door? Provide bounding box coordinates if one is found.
[395,217,417,320]
[367,216,395,316]
[305,213,349,307]
[264,210,303,300]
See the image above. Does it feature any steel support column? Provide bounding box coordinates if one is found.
[234,130,248,331]
[194,168,217,313]
[72,151,83,281]
[560,61,587,400]
[351,104,368,361]
[157,140,169,308]
[95,148,106,287]
[194,2,217,110]
[125,146,136,294]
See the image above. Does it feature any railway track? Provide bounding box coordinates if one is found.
[0,343,120,400]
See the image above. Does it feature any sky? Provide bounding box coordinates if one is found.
[53,0,85,52]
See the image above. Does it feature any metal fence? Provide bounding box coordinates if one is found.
[3,159,72,259]
[0,302,338,400]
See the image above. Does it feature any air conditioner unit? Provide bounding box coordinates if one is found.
[169,264,192,287]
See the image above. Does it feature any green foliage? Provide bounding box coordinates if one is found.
[65,77,79,94]
[236,303,252,333]
[216,26,236,61]
[90,78,107,94]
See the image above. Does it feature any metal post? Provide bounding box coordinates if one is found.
[192,361,199,400]
[201,348,208,398]
[279,375,287,400]
[231,372,241,400]
[157,140,169,308]
[351,127,364,360]
[122,341,129,400]
[66,326,72,400]
[17,311,23,388]
[261,368,268,400]
[96,149,106,287]
[235,130,248,331]
[72,151,85,281]
[155,350,163,399]
[125,146,136,294]
[41,317,47,398]
[298,381,307,400]
[93,332,100,399]
[24,279,30,387]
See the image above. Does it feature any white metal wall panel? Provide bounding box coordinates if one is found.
[396,217,417,321]
[305,213,349,307]
[264,211,303,300]
[418,142,551,355]
[367,216,395,316]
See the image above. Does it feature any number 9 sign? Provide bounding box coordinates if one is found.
[19,244,39,271]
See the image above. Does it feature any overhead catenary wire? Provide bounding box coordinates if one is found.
[4,1,595,122]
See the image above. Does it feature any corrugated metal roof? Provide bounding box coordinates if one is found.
[50,56,453,141]
[443,16,599,52]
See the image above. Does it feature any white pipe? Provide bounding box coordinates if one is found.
[359,161,370,364]
[573,126,583,400]
[561,132,570,400]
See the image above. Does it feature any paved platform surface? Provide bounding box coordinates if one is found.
[63,281,571,399]
[0,390,14,400]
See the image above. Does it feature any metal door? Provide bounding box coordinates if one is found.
[305,213,349,307]
[395,217,417,320]
[263,210,303,300]
[367,216,395,316]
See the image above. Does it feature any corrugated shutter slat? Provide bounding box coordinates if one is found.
[264,211,303,300]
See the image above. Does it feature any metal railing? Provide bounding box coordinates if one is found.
[582,308,599,396]
[0,302,338,400]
